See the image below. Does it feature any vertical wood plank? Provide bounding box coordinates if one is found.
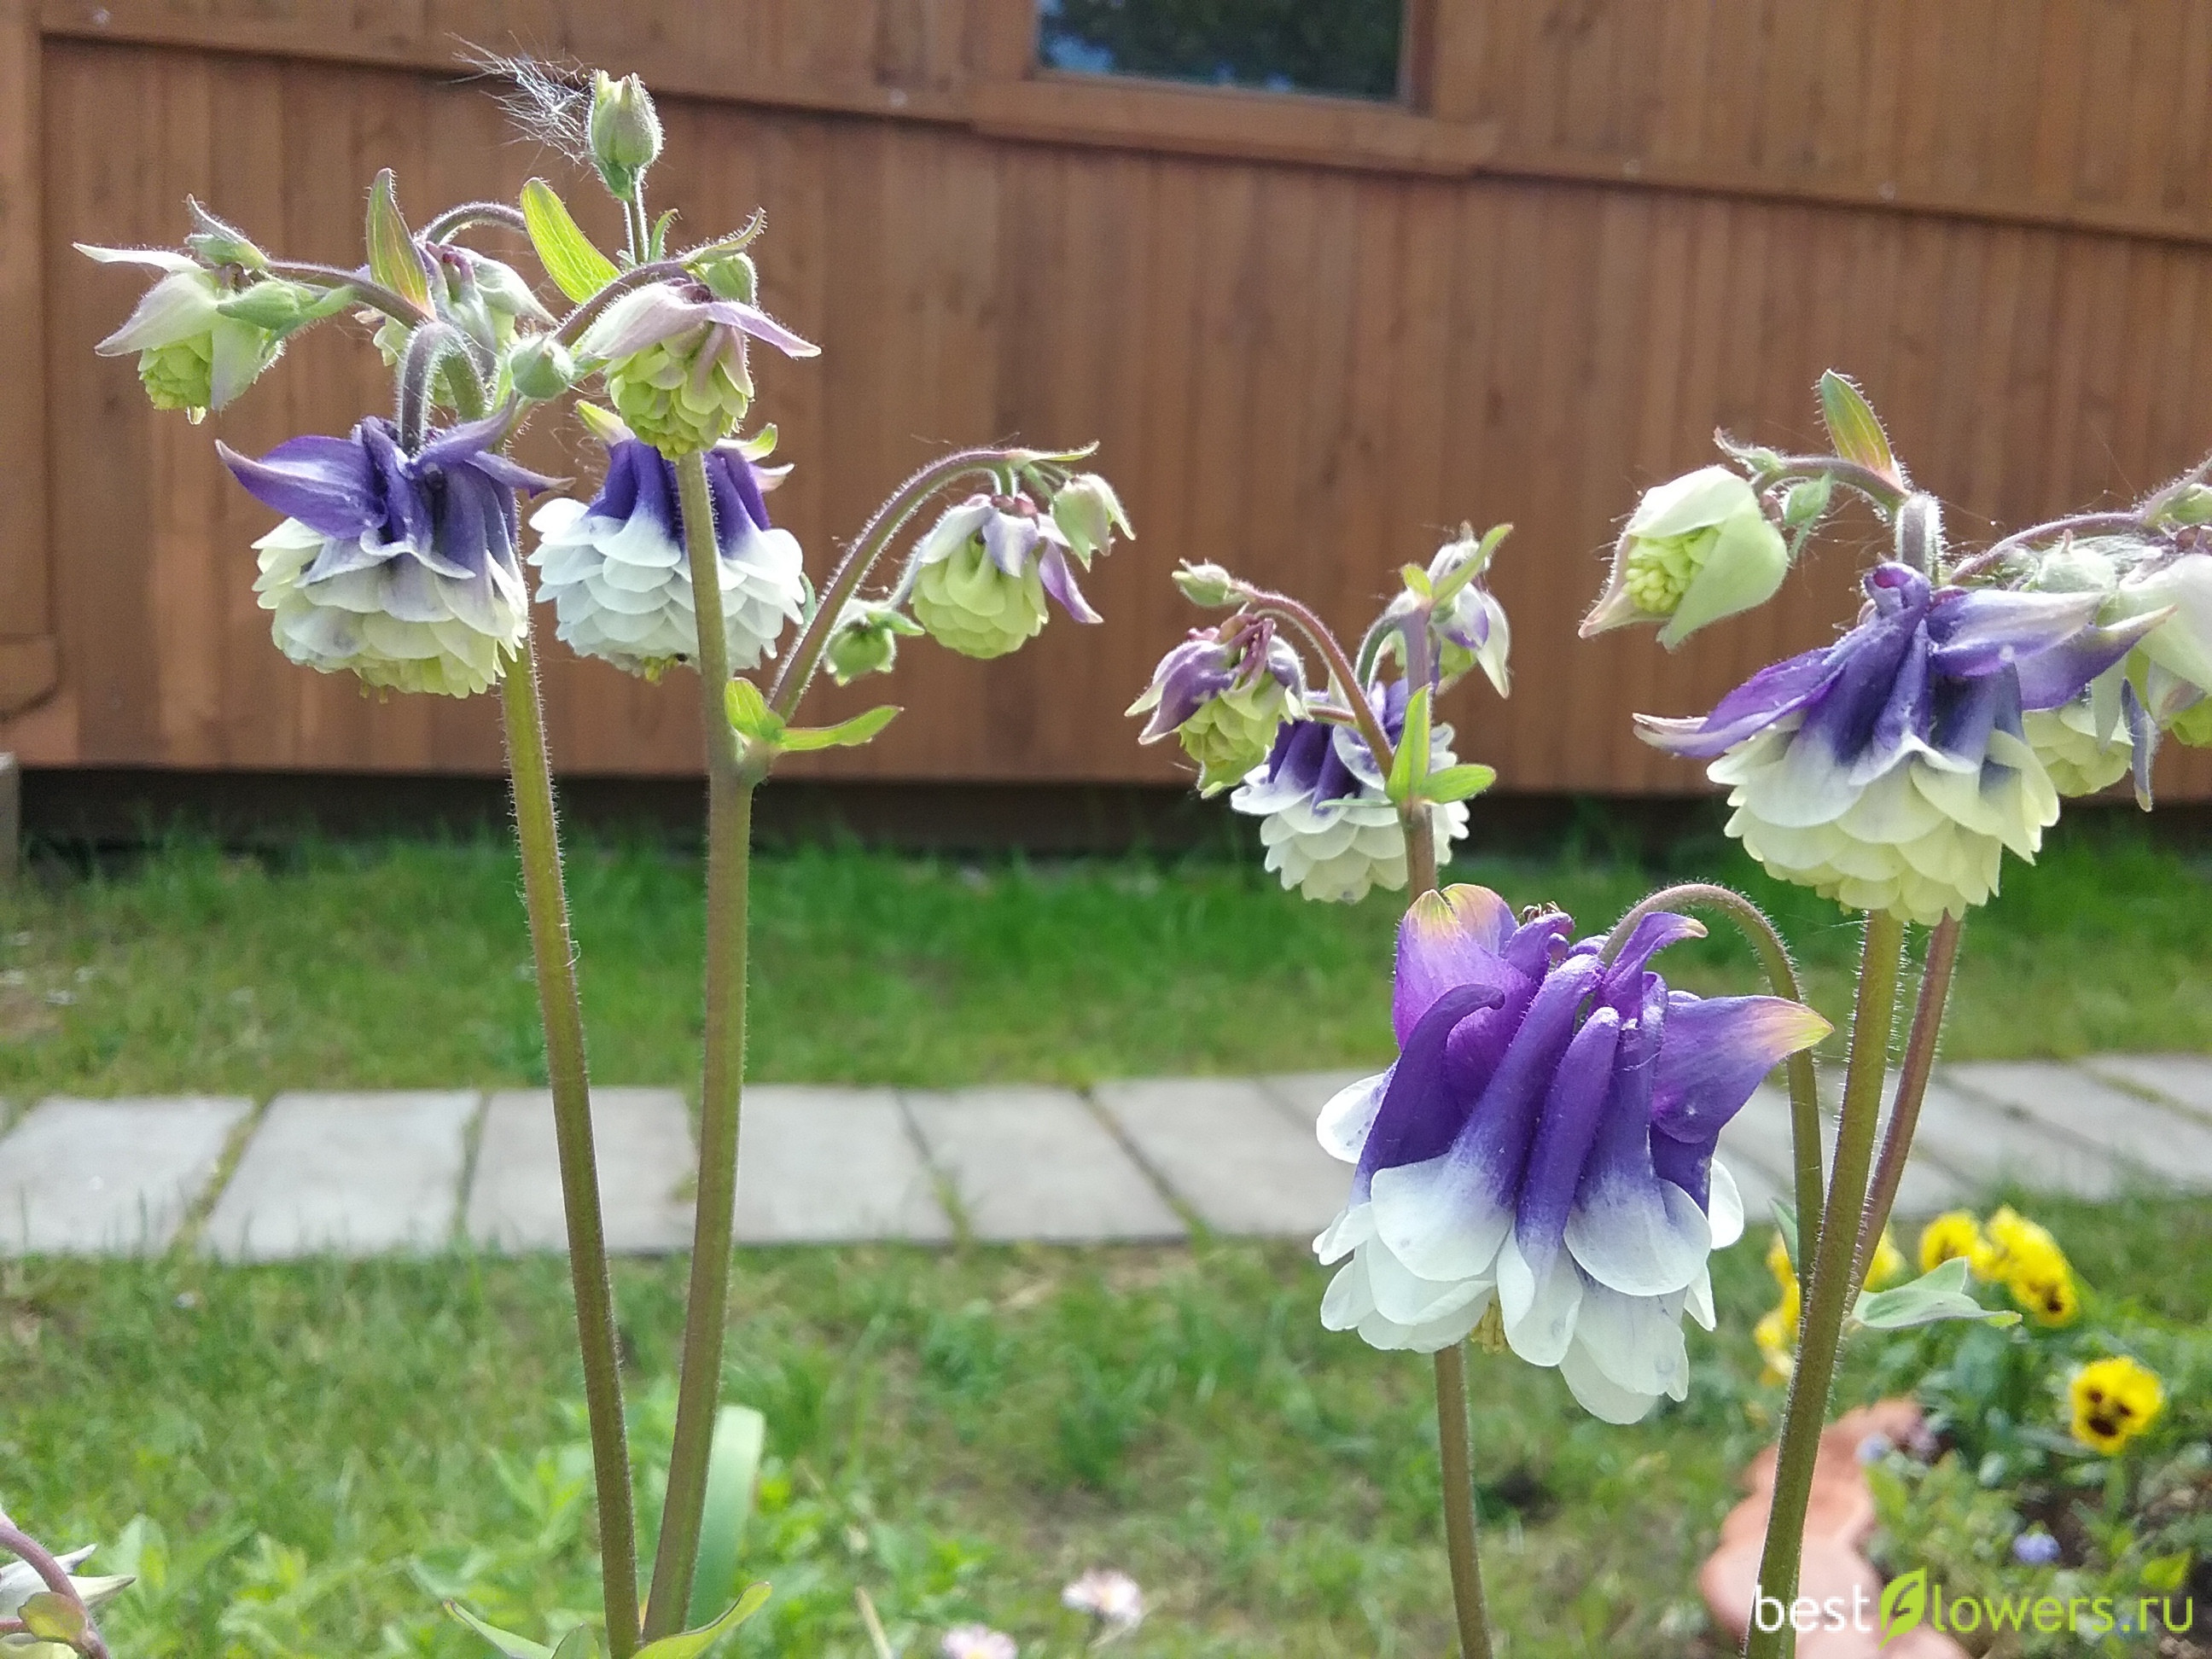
[0,0,55,717]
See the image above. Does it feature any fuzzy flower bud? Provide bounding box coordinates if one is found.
[1049,472,1132,566]
[908,492,1103,660]
[1127,617,1305,793]
[1582,466,1790,649]
[80,247,285,421]
[579,282,818,458]
[1173,562,1239,608]
[588,70,664,198]
[509,335,578,402]
[824,599,923,684]
[1426,526,1513,696]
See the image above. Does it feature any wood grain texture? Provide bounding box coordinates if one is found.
[10,5,2212,802]
[0,0,56,715]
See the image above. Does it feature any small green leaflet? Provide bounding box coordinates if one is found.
[1422,764,1495,805]
[778,706,899,751]
[1853,1256,2020,1330]
[1817,370,1901,486]
[687,1404,766,1632]
[521,179,621,305]
[1383,687,1433,806]
[366,169,432,311]
[445,1604,553,1659]
[550,1625,604,1659]
[633,1583,772,1658]
[723,678,783,743]
[21,1591,86,1643]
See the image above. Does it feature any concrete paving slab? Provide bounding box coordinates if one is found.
[903,1086,1185,1243]
[1725,1082,1966,1225]
[2082,1055,2212,1128]
[467,1088,695,1254]
[1945,1062,2212,1187]
[1906,1078,2134,1202]
[736,1086,952,1243]
[1257,1069,1378,1131]
[204,1090,477,1260]
[1095,1077,1350,1237]
[0,1095,249,1255]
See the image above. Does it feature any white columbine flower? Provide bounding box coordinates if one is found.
[530,436,805,677]
[1230,680,1470,904]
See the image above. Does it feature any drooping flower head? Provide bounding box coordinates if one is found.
[1126,615,1305,794]
[1583,466,1791,649]
[579,281,818,457]
[907,492,1106,660]
[1313,886,1830,1423]
[1427,526,1513,696]
[2107,544,2212,745]
[218,411,558,696]
[1230,680,1471,904]
[1638,563,2161,925]
[80,247,287,421]
[2069,1356,2163,1455]
[530,432,806,677]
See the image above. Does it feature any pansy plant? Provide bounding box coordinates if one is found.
[71,55,1126,1659]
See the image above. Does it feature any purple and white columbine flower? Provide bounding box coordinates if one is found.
[1315,886,1831,1423]
[1230,679,1470,904]
[529,438,805,676]
[1637,563,2160,925]
[1127,616,1305,794]
[218,411,556,697]
[907,492,1103,660]
[579,280,819,457]
[1429,529,1513,697]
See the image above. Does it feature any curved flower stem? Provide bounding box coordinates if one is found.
[261,259,433,329]
[1599,883,1824,1264]
[645,451,763,1639]
[1948,512,2146,581]
[1745,909,1908,1659]
[0,1511,111,1659]
[1852,916,1962,1286]
[498,635,641,1656]
[423,201,531,242]
[1746,455,1910,515]
[1231,585,1395,775]
[552,259,695,347]
[766,446,1035,721]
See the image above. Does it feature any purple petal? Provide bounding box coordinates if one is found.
[982,512,1040,579]
[1650,992,1830,1146]
[1511,1007,1625,1281]
[1925,586,2104,672]
[1443,952,1608,1204]
[1639,646,1841,758]
[1393,886,1520,1044]
[1353,981,1503,1193]
[1601,912,1704,996]
[218,435,379,539]
[698,298,820,358]
[2011,612,2168,711]
[1039,544,1103,624]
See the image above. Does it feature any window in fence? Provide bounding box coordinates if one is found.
[1035,0,1407,102]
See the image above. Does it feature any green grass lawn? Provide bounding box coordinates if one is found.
[6,818,2209,1654]
[3,811,2210,1107]
[7,1196,2207,1658]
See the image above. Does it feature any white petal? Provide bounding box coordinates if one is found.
[1563,1176,1710,1296]
[1706,1160,1745,1250]
[1557,1337,1660,1423]
[1497,1231,1583,1367]
[1316,1069,1390,1162]
[1371,1152,1513,1283]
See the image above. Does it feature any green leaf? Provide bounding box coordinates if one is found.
[776,705,900,753]
[445,1603,555,1659]
[1817,370,1901,484]
[366,169,432,311]
[521,178,621,305]
[550,1625,604,1659]
[1420,764,1496,805]
[1384,687,1432,806]
[21,1592,85,1642]
[650,209,678,262]
[723,678,785,744]
[1398,562,1433,598]
[687,1405,767,1632]
[1853,1257,2020,1330]
[2141,1551,2192,1593]
[633,1583,771,1659]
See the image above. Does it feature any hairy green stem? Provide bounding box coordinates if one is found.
[1600,883,1824,1266]
[645,452,760,1638]
[423,201,531,242]
[498,636,641,1653]
[1746,909,1908,1659]
[1745,455,1909,515]
[1948,512,2146,581]
[1853,916,1962,1286]
[1233,585,1394,774]
[262,259,433,330]
[1395,788,1493,1659]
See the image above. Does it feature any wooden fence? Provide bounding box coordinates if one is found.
[6,0,2212,797]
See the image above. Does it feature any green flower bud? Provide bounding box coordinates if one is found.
[1580,465,1790,649]
[1173,562,1238,608]
[605,326,751,457]
[138,332,218,413]
[82,248,283,422]
[911,534,1049,660]
[695,252,758,305]
[2172,696,2212,747]
[509,335,578,401]
[589,70,663,199]
[825,601,922,684]
[1050,472,1132,566]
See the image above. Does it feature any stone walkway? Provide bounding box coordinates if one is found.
[3,1058,2209,1258]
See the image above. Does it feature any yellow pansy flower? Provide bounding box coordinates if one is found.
[2069,1357,2164,1454]
[1919,1210,1987,1276]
